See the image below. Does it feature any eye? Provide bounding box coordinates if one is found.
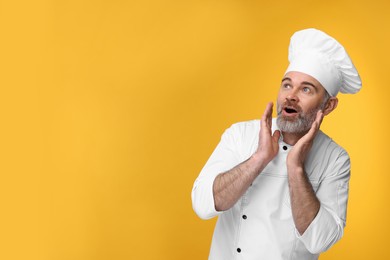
[283,84,291,89]
[302,87,311,93]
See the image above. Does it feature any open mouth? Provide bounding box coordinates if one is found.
[284,107,298,114]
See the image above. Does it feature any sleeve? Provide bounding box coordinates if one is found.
[296,149,351,254]
[191,124,242,220]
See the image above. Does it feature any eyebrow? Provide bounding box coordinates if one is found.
[281,77,318,90]
[281,77,291,83]
[302,81,318,90]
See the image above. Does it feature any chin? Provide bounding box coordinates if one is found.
[276,116,310,134]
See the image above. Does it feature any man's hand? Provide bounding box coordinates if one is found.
[253,102,281,165]
[287,110,324,170]
[287,110,323,234]
[212,102,280,211]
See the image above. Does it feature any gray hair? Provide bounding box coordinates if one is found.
[320,91,331,109]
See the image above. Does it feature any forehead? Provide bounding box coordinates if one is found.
[283,71,325,91]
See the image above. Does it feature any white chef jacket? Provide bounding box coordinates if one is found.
[192,119,350,260]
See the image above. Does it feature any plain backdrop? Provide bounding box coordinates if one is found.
[0,0,388,259]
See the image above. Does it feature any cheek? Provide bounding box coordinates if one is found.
[301,99,322,112]
[276,92,284,103]
[276,95,284,113]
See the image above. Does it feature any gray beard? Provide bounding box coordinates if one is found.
[276,105,320,134]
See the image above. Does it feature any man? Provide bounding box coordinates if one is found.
[191,28,361,260]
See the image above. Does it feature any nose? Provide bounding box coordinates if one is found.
[286,89,299,102]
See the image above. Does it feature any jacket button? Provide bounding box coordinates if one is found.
[237,248,241,253]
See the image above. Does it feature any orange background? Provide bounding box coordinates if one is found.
[0,0,388,259]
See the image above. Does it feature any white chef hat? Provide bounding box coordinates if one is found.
[285,28,362,96]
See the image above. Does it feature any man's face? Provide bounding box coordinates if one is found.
[276,71,327,134]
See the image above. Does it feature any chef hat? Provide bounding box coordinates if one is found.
[285,28,362,96]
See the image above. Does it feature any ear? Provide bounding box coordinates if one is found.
[323,97,338,116]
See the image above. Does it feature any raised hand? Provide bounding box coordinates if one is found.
[287,110,324,170]
[253,102,280,165]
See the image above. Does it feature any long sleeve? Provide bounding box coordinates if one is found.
[191,124,243,220]
[192,121,351,259]
[296,149,350,254]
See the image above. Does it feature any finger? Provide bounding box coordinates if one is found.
[272,130,281,143]
[266,102,273,128]
[303,111,323,142]
[261,102,272,120]
[261,102,273,130]
[269,103,274,124]
[316,110,324,127]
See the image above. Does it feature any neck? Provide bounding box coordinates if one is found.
[281,131,307,146]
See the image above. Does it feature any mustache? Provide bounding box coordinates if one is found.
[277,101,302,114]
